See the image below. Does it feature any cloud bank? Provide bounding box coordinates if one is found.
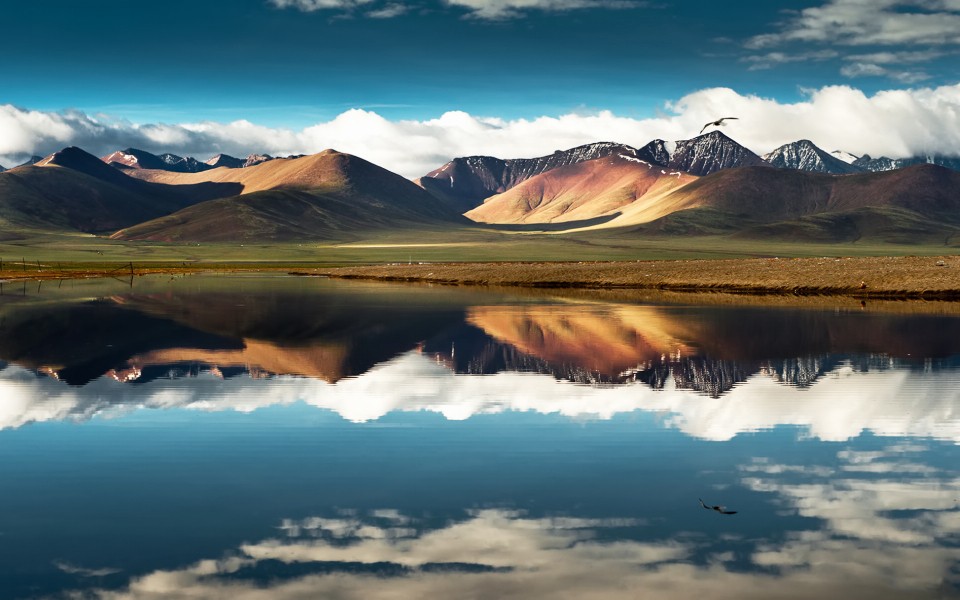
[2,353,959,442]
[3,84,960,176]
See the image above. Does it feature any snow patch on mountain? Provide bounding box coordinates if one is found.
[764,140,863,175]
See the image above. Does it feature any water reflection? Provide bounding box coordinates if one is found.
[2,276,960,391]
[1,276,958,599]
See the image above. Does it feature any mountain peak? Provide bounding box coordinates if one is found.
[667,131,768,176]
[764,140,863,175]
[205,153,245,169]
[418,141,644,212]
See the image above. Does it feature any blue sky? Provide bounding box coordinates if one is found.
[2,0,956,125]
[2,0,960,173]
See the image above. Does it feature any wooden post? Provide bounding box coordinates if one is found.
[129,262,134,276]
[37,260,42,272]
[22,258,26,272]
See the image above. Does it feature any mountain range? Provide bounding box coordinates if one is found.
[1,132,959,244]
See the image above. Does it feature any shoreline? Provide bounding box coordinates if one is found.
[309,256,960,300]
[1,256,959,300]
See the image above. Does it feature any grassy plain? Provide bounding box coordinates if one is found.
[1,228,958,298]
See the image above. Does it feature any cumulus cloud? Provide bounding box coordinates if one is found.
[74,502,960,599]
[3,83,960,176]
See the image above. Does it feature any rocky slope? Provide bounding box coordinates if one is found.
[763,140,863,174]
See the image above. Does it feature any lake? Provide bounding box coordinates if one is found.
[0,275,958,599]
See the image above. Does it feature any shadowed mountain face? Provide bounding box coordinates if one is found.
[629,163,960,241]
[0,147,241,234]
[666,131,770,176]
[763,140,864,175]
[3,277,960,394]
[102,148,214,173]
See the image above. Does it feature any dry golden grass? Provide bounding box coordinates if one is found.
[309,255,960,299]
[3,256,960,301]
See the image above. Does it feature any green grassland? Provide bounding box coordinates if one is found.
[1,223,958,270]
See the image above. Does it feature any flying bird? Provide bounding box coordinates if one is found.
[699,117,739,135]
[699,498,737,515]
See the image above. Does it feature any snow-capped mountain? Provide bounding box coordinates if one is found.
[637,139,671,166]
[854,154,960,172]
[830,150,860,164]
[244,154,274,168]
[205,154,246,169]
[159,153,211,173]
[666,130,769,176]
[102,148,212,173]
[763,140,863,174]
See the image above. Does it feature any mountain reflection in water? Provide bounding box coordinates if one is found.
[0,276,958,599]
[2,276,959,393]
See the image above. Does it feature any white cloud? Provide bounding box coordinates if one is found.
[443,0,642,19]
[267,0,642,19]
[747,0,960,48]
[840,62,932,83]
[3,83,960,177]
[3,353,960,442]
[269,0,374,11]
[366,2,410,17]
[741,50,839,71]
[74,503,960,599]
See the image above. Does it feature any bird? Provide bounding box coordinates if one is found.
[699,498,737,515]
[699,117,739,135]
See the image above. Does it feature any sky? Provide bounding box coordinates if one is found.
[2,0,960,175]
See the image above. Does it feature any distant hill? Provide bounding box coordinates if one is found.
[17,156,44,168]
[854,154,960,173]
[0,147,239,234]
[205,154,245,169]
[764,140,863,175]
[112,150,469,242]
[466,154,696,225]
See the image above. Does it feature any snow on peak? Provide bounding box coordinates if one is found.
[830,150,860,164]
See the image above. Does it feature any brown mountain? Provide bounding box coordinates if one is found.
[416,142,662,213]
[630,163,960,242]
[465,154,697,225]
[112,150,469,242]
[0,147,238,234]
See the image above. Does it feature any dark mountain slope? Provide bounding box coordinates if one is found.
[0,147,240,233]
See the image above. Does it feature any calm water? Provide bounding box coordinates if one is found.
[0,275,958,599]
